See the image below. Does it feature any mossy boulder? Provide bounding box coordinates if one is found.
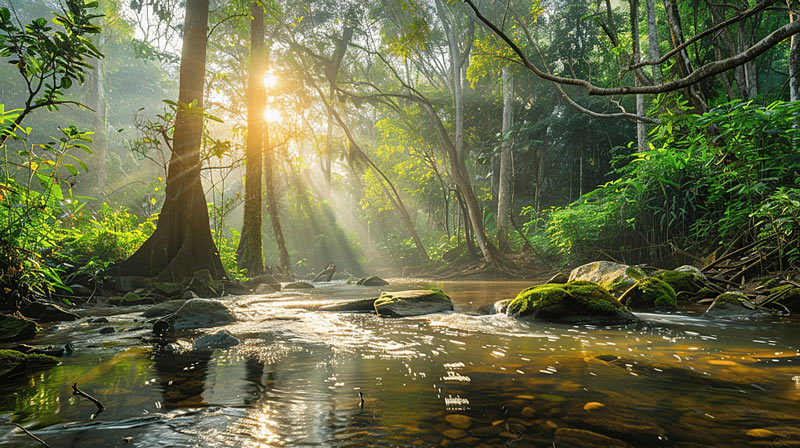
[654,268,708,296]
[21,301,79,322]
[569,261,647,297]
[506,281,638,324]
[0,349,59,377]
[703,293,772,318]
[141,299,188,318]
[374,289,453,317]
[109,292,154,306]
[767,285,800,312]
[0,314,37,342]
[619,278,678,311]
[284,281,314,289]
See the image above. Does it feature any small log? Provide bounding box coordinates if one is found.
[311,264,336,282]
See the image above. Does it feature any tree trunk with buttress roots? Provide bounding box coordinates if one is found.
[114,0,225,281]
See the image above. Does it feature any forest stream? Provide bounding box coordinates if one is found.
[1,280,799,447]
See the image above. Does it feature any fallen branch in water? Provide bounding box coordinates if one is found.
[72,382,105,421]
[14,423,50,448]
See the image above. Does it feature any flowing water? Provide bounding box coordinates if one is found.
[1,279,799,447]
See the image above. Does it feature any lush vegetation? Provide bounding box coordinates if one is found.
[2,0,800,310]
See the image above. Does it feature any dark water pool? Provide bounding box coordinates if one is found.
[1,280,799,447]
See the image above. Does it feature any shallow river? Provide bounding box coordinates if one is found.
[1,279,799,447]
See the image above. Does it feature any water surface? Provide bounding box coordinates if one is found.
[1,279,799,447]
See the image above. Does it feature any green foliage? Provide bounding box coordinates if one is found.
[65,203,156,263]
[524,99,800,266]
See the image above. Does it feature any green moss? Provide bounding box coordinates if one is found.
[0,315,36,342]
[345,277,360,284]
[621,278,677,311]
[506,281,635,323]
[696,287,717,299]
[655,270,702,294]
[374,289,450,308]
[715,293,750,305]
[625,266,647,281]
[123,292,141,302]
[0,349,59,377]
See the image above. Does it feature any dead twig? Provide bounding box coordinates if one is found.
[13,423,50,448]
[72,382,105,421]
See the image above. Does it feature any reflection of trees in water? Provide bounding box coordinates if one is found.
[152,344,211,409]
[243,357,265,405]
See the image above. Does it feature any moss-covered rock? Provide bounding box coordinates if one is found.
[0,314,37,342]
[619,278,678,311]
[0,349,59,377]
[109,292,153,306]
[654,271,699,294]
[569,261,647,297]
[357,276,389,286]
[374,289,453,317]
[767,284,800,312]
[505,281,638,324]
[703,293,772,318]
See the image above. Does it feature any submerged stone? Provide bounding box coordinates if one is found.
[153,298,237,334]
[374,289,453,317]
[554,428,631,448]
[619,278,677,311]
[284,281,314,289]
[0,349,59,377]
[0,314,37,342]
[505,281,637,325]
[703,293,772,318]
[569,261,647,297]
[193,330,240,352]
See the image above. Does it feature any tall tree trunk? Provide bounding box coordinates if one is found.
[434,0,499,265]
[115,0,224,281]
[663,0,708,113]
[264,120,292,277]
[496,66,513,251]
[790,0,800,102]
[84,48,107,194]
[236,2,265,277]
[646,0,662,83]
[631,0,647,151]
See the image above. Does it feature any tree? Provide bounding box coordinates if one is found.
[236,2,266,277]
[496,65,513,251]
[115,0,226,281]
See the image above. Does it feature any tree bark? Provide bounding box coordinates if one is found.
[264,120,292,278]
[115,0,225,281]
[789,0,800,101]
[631,0,647,151]
[435,0,500,265]
[236,2,265,277]
[496,66,513,251]
[646,0,662,83]
[663,0,708,112]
